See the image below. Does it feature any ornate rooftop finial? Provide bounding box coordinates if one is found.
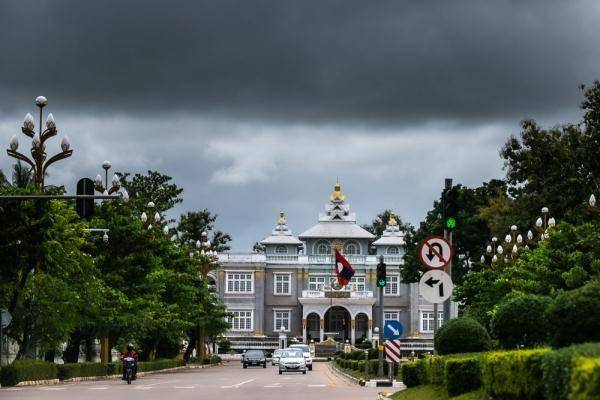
[330,180,346,202]
[278,211,286,225]
[388,212,398,226]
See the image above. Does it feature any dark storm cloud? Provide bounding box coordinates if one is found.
[0,0,598,124]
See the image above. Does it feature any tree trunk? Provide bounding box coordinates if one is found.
[199,324,206,362]
[184,329,197,361]
[63,330,82,363]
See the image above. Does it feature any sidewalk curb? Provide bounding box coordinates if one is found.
[328,362,364,386]
[10,365,206,387]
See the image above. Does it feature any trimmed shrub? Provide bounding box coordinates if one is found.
[491,293,551,349]
[137,358,185,372]
[482,349,548,400]
[570,356,600,400]
[546,281,600,347]
[210,355,222,364]
[401,360,426,387]
[217,338,231,354]
[541,342,600,400]
[445,357,482,396]
[0,360,58,387]
[423,355,445,385]
[106,362,121,375]
[435,317,491,355]
[57,362,108,380]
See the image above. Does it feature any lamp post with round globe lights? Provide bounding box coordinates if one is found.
[534,207,556,241]
[140,201,170,236]
[7,96,72,192]
[188,231,219,361]
[94,160,129,201]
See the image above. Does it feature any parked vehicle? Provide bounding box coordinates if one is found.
[290,344,313,371]
[278,348,307,375]
[123,357,136,384]
[242,349,267,368]
[272,349,283,366]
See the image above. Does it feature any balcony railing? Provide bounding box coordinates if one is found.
[301,290,374,299]
[220,253,403,265]
[265,255,299,263]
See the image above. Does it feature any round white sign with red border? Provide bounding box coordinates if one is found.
[417,236,453,270]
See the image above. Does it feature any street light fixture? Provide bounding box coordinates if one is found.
[140,201,169,235]
[93,160,129,203]
[6,96,72,191]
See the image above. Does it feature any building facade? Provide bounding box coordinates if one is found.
[213,183,455,349]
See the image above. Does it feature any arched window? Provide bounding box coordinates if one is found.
[387,246,400,255]
[343,241,360,255]
[314,240,331,255]
[275,246,288,254]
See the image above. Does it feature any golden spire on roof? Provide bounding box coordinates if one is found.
[388,212,398,226]
[278,211,286,225]
[330,180,346,202]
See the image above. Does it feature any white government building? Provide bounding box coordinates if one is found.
[213,183,456,351]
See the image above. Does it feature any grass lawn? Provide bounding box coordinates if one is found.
[389,385,488,400]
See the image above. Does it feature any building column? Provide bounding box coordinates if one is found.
[350,319,356,345]
[367,319,373,340]
[319,319,324,342]
[302,318,307,343]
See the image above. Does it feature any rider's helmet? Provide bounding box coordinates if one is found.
[127,343,134,352]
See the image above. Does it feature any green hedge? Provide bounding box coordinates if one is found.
[57,362,108,380]
[0,360,58,387]
[570,356,600,400]
[541,342,600,400]
[424,356,445,385]
[481,349,548,400]
[401,360,426,387]
[445,357,481,396]
[138,358,185,372]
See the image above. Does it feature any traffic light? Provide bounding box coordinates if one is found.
[442,185,459,231]
[376,256,387,288]
[76,178,94,219]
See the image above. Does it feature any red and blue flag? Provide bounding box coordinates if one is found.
[335,250,355,286]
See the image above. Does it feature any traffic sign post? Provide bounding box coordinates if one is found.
[417,236,453,270]
[419,270,453,304]
[385,339,401,363]
[384,320,403,340]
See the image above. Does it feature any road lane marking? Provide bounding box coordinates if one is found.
[89,387,108,390]
[221,378,255,389]
[308,384,327,387]
[40,387,65,391]
[174,386,195,389]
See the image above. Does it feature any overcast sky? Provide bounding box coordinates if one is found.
[1,1,599,250]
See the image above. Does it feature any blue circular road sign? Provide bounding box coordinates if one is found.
[384,320,403,339]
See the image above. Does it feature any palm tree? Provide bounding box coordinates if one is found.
[12,161,33,188]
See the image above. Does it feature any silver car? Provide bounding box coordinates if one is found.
[272,349,283,366]
[278,348,307,375]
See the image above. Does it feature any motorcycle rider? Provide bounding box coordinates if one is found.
[120,343,138,381]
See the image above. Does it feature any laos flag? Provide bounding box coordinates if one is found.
[335,250,355,286]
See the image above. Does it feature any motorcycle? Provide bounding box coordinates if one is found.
[123,357,136,384]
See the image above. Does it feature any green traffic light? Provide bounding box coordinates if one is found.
[446,217,457,229]
[378,279,386,287]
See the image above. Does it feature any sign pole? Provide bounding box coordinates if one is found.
[443,178,453,325]
[378,285,384,377]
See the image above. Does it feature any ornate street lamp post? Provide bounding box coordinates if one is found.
[140,201,170,235]
[7,96,72,192]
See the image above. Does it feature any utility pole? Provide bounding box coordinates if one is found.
[443,178,453,324]
[376,255,386,377]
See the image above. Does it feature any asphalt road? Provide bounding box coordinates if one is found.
[0,362,384,400]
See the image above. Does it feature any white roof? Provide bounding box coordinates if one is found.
[372,235,405,246]
[372,220,405,246]
[299,222,375,239]
[260,235,303,245]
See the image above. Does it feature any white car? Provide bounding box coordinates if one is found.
[272,349,283,366]
[279,348,307,375]
[290,344,313,371]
